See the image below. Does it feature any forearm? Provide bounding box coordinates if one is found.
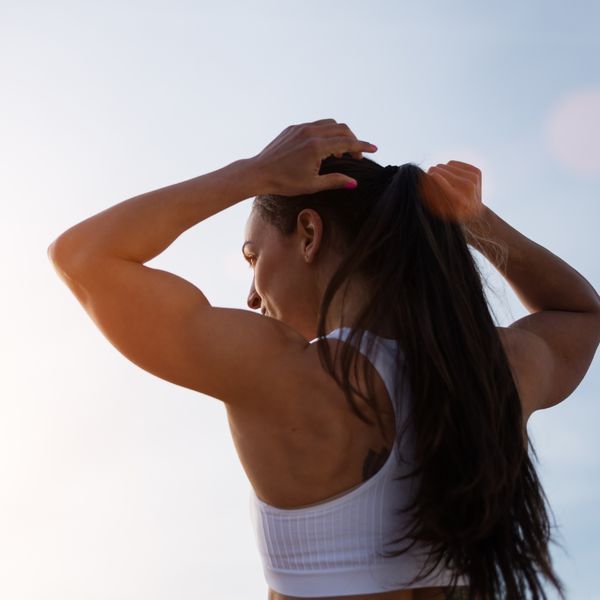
[465,206,600,314]
[48,157,261,266]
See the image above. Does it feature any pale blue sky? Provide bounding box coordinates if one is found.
[2,1,599,598]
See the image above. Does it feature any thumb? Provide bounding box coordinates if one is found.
[316,173,358,192]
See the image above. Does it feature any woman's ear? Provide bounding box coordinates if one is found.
[296,208,323,263]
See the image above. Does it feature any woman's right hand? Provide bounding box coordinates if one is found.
[419,160,487,225]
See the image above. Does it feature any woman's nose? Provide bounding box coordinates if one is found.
[247,284,261,311]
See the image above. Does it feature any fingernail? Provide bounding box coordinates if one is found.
[344,181,358,189]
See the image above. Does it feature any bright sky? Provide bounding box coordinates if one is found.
[2,1,599,598]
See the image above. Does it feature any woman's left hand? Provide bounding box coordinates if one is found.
[250,119,378,196]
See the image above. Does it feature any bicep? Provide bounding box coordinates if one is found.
[503,310,600,414]
[51,256,309,405]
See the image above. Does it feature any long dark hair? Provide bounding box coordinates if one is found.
[252,154,566,600]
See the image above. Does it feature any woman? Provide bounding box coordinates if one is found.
[48,119,600,600]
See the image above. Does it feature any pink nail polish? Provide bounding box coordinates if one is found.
[344,181,357,189]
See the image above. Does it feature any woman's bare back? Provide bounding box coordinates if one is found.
[225,328,531,600]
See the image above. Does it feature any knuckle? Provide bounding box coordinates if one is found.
[339,123,355,138]
[449,160,481,176]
